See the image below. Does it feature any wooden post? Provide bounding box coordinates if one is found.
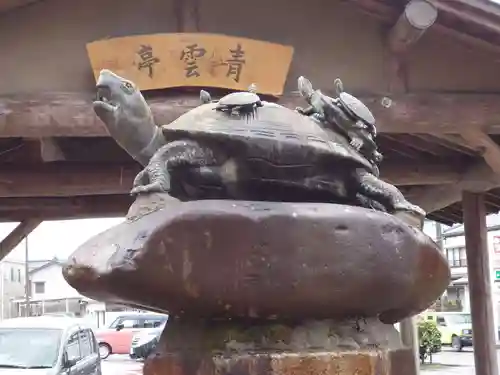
[387,0,438,54]
[463,192,499,375]
[400,317,420,375]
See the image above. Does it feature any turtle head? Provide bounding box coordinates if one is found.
[334,78,344,95]
[93,69,152,126]
[200,89,212,104]
[297,76,314,100]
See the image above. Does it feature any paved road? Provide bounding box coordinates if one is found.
[421,347,477,375]
[102,355,143,375]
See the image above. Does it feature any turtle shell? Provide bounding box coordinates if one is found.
[217,92,261,107]
[338,92,375,126]
[161,101,376,174]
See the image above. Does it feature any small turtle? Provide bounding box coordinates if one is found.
[214,84,263,120]
[334,78,377,137]
[296,76,382,166]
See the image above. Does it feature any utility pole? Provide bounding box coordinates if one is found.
[434,222,446,312]
[435,221,443,251]
[24,236,30,317]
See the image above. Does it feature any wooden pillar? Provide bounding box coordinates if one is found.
[400,317,420,375]
[463,191,499,375]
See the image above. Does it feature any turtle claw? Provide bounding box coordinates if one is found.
[350,138,363,151]
[130,181,170,196]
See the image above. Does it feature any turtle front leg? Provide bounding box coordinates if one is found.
[132,168,149,189]
[355,169,426,225]
[130,140,217,196]
[295,105,316,116]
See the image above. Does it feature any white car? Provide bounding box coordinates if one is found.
[129,322,166,360]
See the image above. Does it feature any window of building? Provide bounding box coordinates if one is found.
[446,247,467,267]
[17,269,21,283]
[34,281,45,294]
[10,268,14,282]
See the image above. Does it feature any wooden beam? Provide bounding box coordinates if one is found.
[0,219,42,261]
[462,192,499,375]
[0,161,464,198]
[387,0,438,54]
[409,162,500,213]
[0,195,131,222]
[4,92,500,137]
[461,130,500,175]
[0,163,140,197]
[39,137,65,162]
[381,162,463,186]
[350,0,500,55]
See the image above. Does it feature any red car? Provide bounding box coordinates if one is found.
[95,313,168,359]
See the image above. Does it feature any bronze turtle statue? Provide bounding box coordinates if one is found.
[91,69,424,222]
[129,94,424,221]
[296,76,382,166]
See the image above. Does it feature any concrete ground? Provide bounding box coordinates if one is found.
[102,355,143,375]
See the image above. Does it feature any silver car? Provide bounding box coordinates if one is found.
[0,316,101,374]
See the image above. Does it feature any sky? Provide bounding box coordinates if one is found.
[0,218,124,262]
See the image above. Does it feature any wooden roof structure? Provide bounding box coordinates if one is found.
[2,0,500,227]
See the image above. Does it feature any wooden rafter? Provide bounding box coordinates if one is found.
[0,219,42,260]
[461,130,500,175]
[0,163,139,197]
[39,137,66,162]
[387,0,438,54]
[4,92,500,137]
[0,195,131,222]
[0,161,467,198]
[409,162,500,213]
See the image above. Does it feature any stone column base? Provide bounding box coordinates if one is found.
[143,318,416,375]
[144,348,416,375]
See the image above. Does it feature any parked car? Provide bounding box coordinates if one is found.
[0,316,101,374]
[95,312,168,359]
[129,321,167,360]
[420,311,472,351]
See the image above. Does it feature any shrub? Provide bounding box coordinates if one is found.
[418,320,441,364]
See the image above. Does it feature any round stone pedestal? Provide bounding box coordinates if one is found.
[143,318,416,375]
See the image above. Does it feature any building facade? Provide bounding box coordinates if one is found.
[0,259,26,320]
[424,215,500,342]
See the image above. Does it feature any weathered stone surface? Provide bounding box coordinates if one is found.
[142,317,415,375]
[63,195,450,322]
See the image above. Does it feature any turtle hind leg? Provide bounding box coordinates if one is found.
[130,140,217,196]
[355,169,426,221]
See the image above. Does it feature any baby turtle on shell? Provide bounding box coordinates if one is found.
[334,78,377,137]
[214,84,263,120]
[296,76,382,166]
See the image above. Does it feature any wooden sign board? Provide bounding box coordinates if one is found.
[86,33,294,96]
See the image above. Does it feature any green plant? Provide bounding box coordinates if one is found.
[418,320,441,364]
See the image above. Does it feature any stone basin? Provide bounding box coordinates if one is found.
[62,196,450,323]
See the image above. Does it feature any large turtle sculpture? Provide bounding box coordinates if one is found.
[92,69,425,223]
[296,76,382,167]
